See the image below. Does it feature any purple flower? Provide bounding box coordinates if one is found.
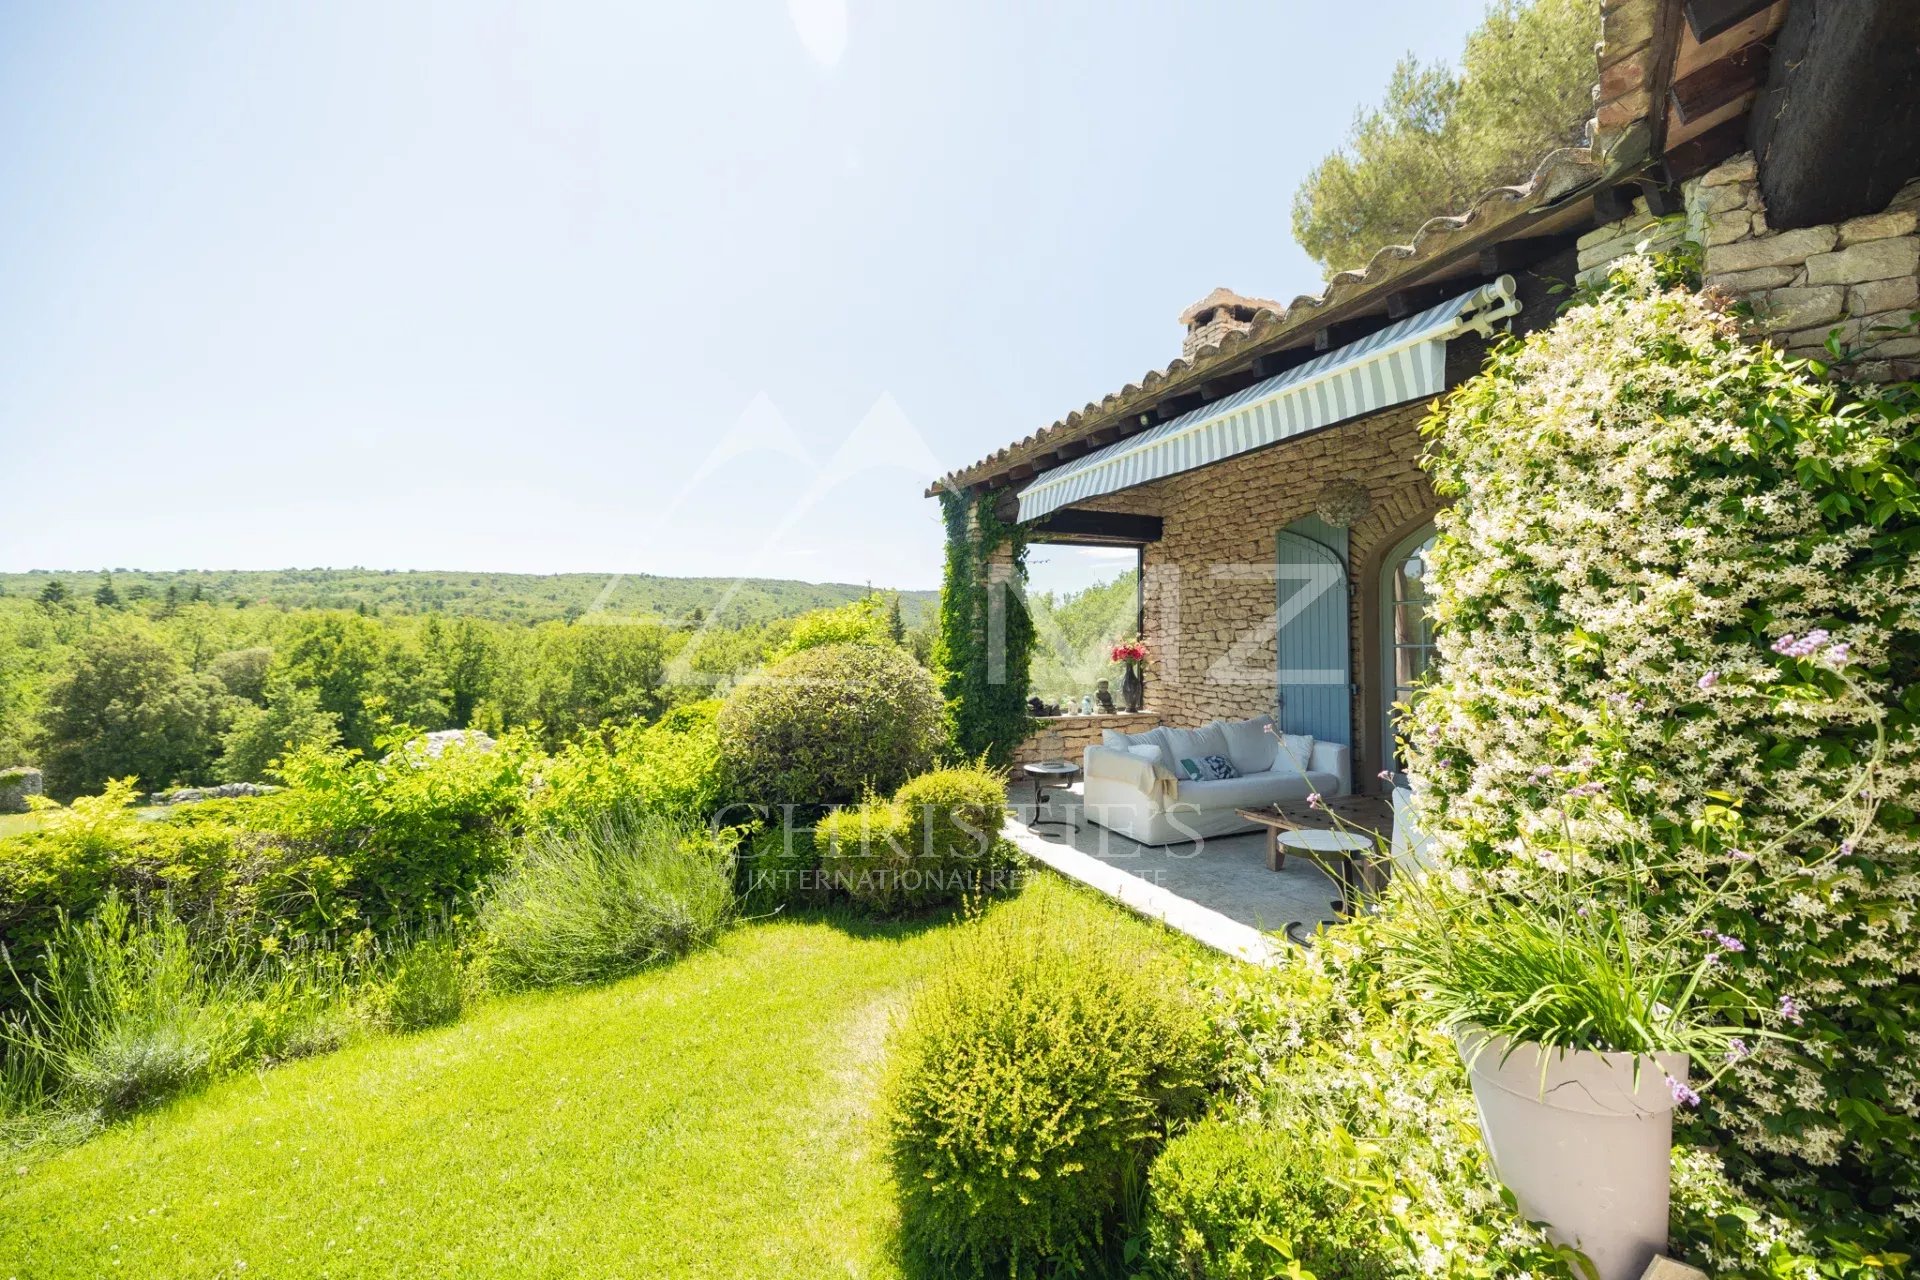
[1772,629,1833,660]
[1666,1075,1701,1108]
[1306,792,1323,809]
[1728,847,1755,862]
[1778,994,1804,1026]
[1377,769,1394,781]
[1698,671,1720,690]
[1565,780,1606,799]
[1725,1038,1750,1063]
[1437,758,1453,768]
[1839,839,1855,857]
[1826,643,1850,666]
[1715,934,1745,954]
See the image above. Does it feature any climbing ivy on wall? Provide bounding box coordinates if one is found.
[932,490,1035,765]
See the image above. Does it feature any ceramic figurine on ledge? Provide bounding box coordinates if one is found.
[1095,679,1114,714]
[1079,694,1095,715]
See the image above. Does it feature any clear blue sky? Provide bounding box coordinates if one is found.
[0,0,1490,591]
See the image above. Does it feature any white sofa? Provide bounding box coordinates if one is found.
[1081,715,1350,845]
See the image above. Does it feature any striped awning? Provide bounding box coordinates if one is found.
[1016,277,1520,523]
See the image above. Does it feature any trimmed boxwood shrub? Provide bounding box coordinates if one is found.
[1144,1113,1394,1280]
[716,643,945,815]
[815,765,1007,912]
[885,892,1212,1277]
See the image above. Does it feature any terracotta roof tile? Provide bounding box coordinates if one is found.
[931,146,1605,495]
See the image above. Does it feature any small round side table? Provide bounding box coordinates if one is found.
[1277,827,1378,947]
[1021,760,1081,834]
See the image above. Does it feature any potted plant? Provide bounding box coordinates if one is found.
[1373,807,1831,1280]
[1110,639,1147,714]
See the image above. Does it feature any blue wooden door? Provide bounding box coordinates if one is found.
[1275,522,1352,746]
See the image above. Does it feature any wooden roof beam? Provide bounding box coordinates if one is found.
[1683,0,1775,44]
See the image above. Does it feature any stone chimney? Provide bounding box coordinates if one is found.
[1179,287,1283,359]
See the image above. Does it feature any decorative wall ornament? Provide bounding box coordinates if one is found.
[1315,478,1372,527]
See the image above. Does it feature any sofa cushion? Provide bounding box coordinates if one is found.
[1272,732,1315,775]
[1125,743,1166,768]
[1104,726,1171,757]
[1175,753,1239,781]
[1217,715,1278,775]
[1175,771,1318,810]
[1160,723,1229,768]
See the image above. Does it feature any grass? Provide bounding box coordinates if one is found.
[0,805,166,839]
[0,811,43,838]
[0,875,1200,1278]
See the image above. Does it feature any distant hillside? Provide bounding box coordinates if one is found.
[0,568,938,627]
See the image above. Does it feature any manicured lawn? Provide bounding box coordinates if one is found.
[1,876,1195,1279]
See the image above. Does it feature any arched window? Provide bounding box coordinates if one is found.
[1379,525,1437,777]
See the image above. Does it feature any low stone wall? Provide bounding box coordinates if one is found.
[1012,711,1167,769]
[1579,151,1920,380]
[0,766,44,814]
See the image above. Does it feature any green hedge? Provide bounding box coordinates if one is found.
[815,765,1007,912]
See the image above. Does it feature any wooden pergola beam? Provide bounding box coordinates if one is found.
[1027,509,1163,543]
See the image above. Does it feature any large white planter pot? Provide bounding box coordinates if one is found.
[1454,1026,1686,1280]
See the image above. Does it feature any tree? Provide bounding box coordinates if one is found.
[93,575,120,609]
[887,594,906,645]
[216,674,340,783]
[37,626,224,799]
[37,579,69,610]
[1291,0,1599,272]
[208,647,274,705]
[278,614,386,753]
[422,615,494,729]
[523,620,674,745]
[771,596,896,660]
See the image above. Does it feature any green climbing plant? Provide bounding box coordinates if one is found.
[933,491,1035,766]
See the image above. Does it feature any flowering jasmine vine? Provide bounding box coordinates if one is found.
[1406,255,1920,1234]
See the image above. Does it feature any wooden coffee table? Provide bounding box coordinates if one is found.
[1237,794,1392,879]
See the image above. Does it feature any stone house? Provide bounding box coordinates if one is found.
[932,0,1920,794]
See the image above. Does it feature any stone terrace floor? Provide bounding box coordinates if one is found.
[1005,781,1347,965]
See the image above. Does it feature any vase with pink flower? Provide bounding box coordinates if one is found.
[1110,639,1147,713]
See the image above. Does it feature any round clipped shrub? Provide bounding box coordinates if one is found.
[1144,1113,1393,1280]
[816,765,1007,912]
[885,891,1212,1276]
[717,643,945,814]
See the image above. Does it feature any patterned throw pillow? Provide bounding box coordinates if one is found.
[1178,754,1240,781]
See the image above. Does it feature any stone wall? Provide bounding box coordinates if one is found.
[1014,402,1435,785]
[1138,401,1434,784]
[1012,711,1167,769]
[1575,193,1686,284]
[1579,151,1920,380]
